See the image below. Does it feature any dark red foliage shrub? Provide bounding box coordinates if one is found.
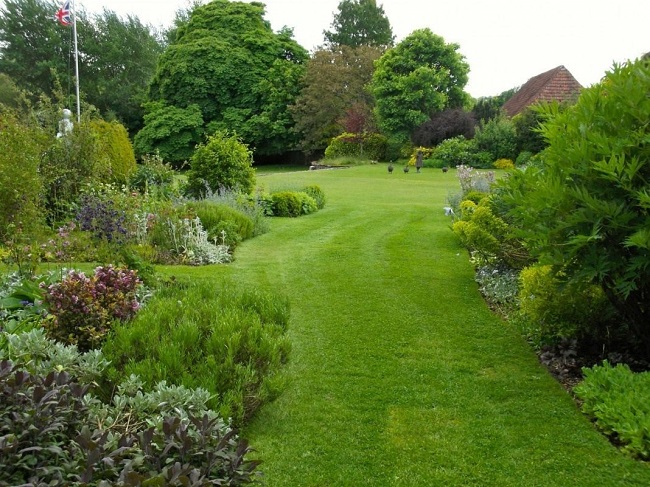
[42,265,141,351]
[411,108,476,147]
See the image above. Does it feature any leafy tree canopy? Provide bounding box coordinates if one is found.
[133,103,204,167]
[370,28,470,143]
[291,45,383,151]
[323,0,394,48]
[0,0,163,133]
[471,87,516,124]
[144,0,308,160]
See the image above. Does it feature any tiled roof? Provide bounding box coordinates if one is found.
[503,65,583,117]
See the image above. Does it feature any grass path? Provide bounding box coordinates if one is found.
[178,166,650,485]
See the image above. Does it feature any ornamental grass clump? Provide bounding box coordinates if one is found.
[42,265,141,351]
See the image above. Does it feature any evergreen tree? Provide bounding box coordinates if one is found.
[323,0,394,48]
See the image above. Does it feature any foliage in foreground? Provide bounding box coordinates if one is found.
[574,361,650,459]
[102,280,291,426]
[0,354,260,486]
[498,57,650,348]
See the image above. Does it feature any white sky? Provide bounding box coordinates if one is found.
[77,0,648,98]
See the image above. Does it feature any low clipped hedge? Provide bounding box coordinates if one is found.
[267,185,325,217]
[271,191,317,217]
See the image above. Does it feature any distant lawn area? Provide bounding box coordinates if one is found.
[254,164,309,175]
[162,164,650,486]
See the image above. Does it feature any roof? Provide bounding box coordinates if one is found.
[503,65,583,117]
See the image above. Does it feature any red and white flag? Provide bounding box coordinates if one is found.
[55,1,72,26]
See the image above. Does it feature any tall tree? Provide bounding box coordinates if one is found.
[142,0,308,162]
[291,45,382,151]
[471,88,516,124]
[370,28,470,143]
[0,0,163,133]
[0,0,72,98]
[82,10,164,133]
[324,0,393,48]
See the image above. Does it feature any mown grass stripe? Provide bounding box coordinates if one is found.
[174,165,650,486]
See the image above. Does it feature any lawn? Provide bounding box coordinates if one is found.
[162,165,650,486]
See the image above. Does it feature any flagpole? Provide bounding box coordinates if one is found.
[72,0,80,123]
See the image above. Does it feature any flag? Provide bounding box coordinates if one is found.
[55,1,72,27]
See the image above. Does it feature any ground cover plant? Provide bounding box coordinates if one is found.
[575,361,650,460]
[0,330,260,486]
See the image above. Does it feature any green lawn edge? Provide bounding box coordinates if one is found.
[162,164,650,486]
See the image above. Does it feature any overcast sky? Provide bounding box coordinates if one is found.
[77,0,648,98]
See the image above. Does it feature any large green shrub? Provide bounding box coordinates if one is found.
[41,120,112,225]
[133,103,204,167]
[473,116,517,162]
[186,131,256,198]
[303,185,326,210]
[517,264,613,346]
[0,109,47,240]
[431,136,487,168]
[271,191,318,217]
[90,119,137,184]
[129,153,175,193]
[102,280,291,426]
[500,57,650,348]
[512,106,548,155]
[324,132,388,161]
[574,361,650,459]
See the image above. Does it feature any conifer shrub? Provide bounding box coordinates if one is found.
[102,280,291,426]
[90,119,137,184]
